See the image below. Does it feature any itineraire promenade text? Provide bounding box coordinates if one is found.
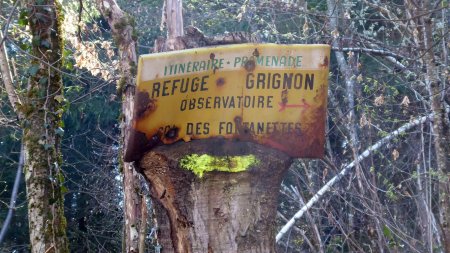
[163,55,303,76]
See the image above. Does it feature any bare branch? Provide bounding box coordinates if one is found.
[276,113,433,242]
[0,31,23,119]
[332,47,410,60]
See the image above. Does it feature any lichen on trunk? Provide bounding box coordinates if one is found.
[179,154,260,178]
[22,1,69,252]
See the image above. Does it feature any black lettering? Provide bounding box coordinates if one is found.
[214,96,221,108]
[283,73,293,89]
[186,123,193,135]
[226,122,234,134]
[180,78,189,92]
[249,122,255,133]
[191,77,200,92]
[237,96,243,107]
[294,74,302,89]
[267,96,273,108]
[246,73,254,89]
[195,122,202,134]
[152,82,160,98]
[201,75,209,91]
[162,80,170,96]
[180,100,187,111]
[272,73,281,89]
[203,123,210,134]
[229,96,235,108]
[222,96,227,107]
[257,73,265,89]
[197,97,204,109]
[257,96,264,108]
[172,79,180,95]
[306,74,314,90]
[205,97,211,109]
[189,99,196,110]
[219,122,226,134]
[244,96,251,107]
[257,122,264,134]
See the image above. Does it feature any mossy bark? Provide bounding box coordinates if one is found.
[139,140,292,253]
[95,1,146,252]
[22,1,69,252]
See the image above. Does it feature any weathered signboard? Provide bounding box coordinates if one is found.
[124,44,330,162]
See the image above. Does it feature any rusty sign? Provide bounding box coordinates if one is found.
[124,44,330,162]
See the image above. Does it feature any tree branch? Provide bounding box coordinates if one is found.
[276,113,433,242]
[0,31,23,119]
[332,47,410,60]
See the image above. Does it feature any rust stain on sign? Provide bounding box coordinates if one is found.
[124,43,330,162]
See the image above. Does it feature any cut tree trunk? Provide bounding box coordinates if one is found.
[94,1,146,252]
[139,140,292,253]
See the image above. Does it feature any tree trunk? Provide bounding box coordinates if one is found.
[416,1,450,251]
[20,1,69,252]
[165,0,184,39]
[94,1,146,252]
[139,140,292,253]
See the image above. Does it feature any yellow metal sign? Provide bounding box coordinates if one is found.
[125,44,330,162]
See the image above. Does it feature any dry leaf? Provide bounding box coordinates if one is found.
[360,113,369,127]
[303,20,310,35]
[331,29,340,38]
[401,96,410,107]
[392,149,399,161]
[374,95,384,106]
[357,74,363,82]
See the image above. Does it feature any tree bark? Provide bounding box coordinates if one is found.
[20,1,69,252]
[0,31,22,119]
[94,1,146,252]
[165,0,184,39]
[139,140,292,253]
[414,1,450,251]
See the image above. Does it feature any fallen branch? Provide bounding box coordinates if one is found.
[276,113,433,242]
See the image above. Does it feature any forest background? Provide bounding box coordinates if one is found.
[0,0,449,252]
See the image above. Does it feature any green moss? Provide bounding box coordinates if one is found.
[113,17,129,31]
[179,154,259,178]
[129,61,137,76]
[117,76,126,95]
